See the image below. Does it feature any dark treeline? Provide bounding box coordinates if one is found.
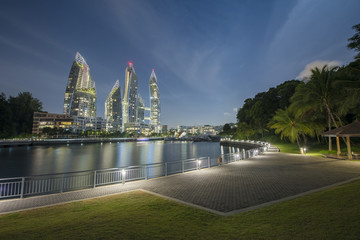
[0,92,42,138]
[232,23,360,149]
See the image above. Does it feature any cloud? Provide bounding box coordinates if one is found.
[0,11,72,55]
[233,108,238,113]
[296,60,341,80]
[223,112,231,116]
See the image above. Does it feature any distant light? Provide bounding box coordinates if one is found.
[129,62,133,66]
[152,68,154,71]
[137,138,149,141]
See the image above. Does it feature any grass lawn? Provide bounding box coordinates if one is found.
[1,180,360,240]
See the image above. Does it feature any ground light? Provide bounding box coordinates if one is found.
[197,160,201,170]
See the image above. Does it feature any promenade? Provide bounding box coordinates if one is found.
[1,152,360,216]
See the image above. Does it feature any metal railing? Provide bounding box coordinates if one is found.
[0,147,266,199]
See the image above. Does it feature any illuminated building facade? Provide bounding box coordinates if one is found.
[63,52,96,117]
[122,62,138,130]
[105,80,122,132]
[32,112,75,135]
[136,94,145,124]
[149,69,160,129]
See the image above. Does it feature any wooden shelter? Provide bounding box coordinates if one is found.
[321,121,360,160]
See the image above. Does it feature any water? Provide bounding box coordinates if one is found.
[0,141,236,178]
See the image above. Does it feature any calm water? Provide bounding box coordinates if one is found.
[0,141,236,178]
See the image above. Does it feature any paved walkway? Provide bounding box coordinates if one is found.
[1,152,360,216]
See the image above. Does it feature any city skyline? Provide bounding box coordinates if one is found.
[1,0,360,128]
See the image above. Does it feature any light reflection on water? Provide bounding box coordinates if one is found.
[0,141,237,178]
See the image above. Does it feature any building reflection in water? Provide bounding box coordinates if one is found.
[0,141,240,178]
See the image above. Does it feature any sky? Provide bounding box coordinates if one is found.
[0,0,359,128]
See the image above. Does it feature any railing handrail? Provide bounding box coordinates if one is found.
[0,144,268,199]
[0,155,225,179]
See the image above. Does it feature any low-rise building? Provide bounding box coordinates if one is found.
[32,112,75,135]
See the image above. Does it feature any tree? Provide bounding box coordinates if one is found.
[222,124,231,132]
[236,80,301,139]
[269,108,315,150]
[291,66,340,128]
[0,93,15,138]
[334,61,360,119]
[348,23,360,59]
[9,92,42,136]
[235,122,255,140]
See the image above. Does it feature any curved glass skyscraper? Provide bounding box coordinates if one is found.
[105,80,122,122]
[122,62,138,131]
[149,69,160,128]
[63,52,96,117]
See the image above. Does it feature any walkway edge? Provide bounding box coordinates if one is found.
[0,189,140,215]
[223,175,360,216]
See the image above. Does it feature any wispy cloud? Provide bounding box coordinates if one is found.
[0,11,73,55]
[0,35,62,65]
[296,60,341,80]
[105,0,227,95]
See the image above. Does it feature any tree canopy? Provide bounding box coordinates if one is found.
[0,92,42,138]
[348,24,360,59]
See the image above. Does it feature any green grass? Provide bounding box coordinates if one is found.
[271,140,360,157]
[272,142,301,154]
[1,180,360,240]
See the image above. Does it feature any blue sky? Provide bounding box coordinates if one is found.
[0,0,359,128]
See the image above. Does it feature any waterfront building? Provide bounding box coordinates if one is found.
[149,69,160,130]
[105,80,122,132]
[32,112,108,136]
[122,62,138,131]
[200,125,217,135]
[63,52,96,117]
[73,116,107,133]
[32,112,75,135]
[136,94,145,124]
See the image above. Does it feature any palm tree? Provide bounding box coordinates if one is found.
[290,65,345,150]
[334,61,360,118]
[269,108,315,151]
[291,65,341,127]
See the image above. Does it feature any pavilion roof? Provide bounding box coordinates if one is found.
[322,121,360,137]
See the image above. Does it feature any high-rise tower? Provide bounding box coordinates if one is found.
[105,80,122,123]
[63,52,96,117]
[136,94,145,124]
[149,69,160,127]
[122,62,138,131]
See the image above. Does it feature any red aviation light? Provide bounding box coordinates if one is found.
[128,62,133,66]
[152,68,154,71]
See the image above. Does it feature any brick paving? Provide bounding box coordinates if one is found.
[1,152,360,215]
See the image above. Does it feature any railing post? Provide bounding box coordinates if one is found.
[208,157,210,168]
[145,166,148,180]
[20,177,25,199]
[122,169,125,184]
[60,174,64,193]
[165,163,168,176]
[182,160,184,173]
[93,170,96,188]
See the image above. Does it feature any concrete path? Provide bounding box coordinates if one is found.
[1,152,360,216]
